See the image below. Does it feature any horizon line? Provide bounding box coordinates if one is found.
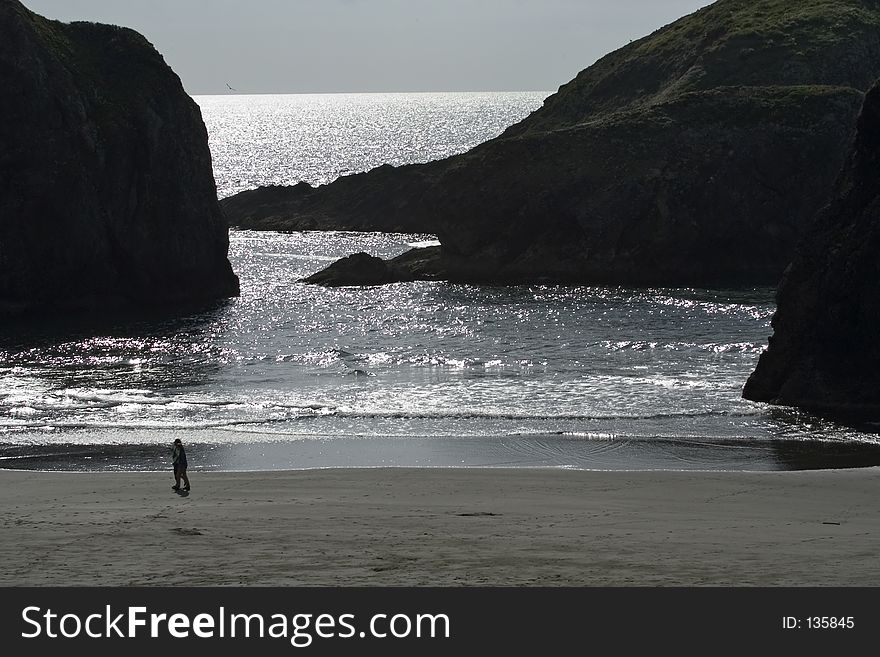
[189,89,554,97]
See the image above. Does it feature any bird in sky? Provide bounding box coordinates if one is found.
[226,83,236,92]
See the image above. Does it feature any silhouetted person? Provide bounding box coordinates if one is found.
[171,438,190,492]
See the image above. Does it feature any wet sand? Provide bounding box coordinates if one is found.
[1,467,878,586]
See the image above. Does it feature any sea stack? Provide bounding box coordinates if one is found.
[743,81,880,421]
[227,0,880,287]
[0,0,239,315]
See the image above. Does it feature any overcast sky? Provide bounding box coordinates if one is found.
[25,0,712,94]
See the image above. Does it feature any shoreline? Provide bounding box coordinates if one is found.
[2,467,879,586]
[4,432,880,473]
[2,461,880,474]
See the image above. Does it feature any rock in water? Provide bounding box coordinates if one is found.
[302,246,444,287]
[223,0,880,286]
[303,253,396,287]
[0,0,239,315]
[743,82,880,421]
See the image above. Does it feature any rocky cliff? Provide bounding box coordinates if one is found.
[225,0,880,286]
[743,82,880,421]
[0,0,239,315]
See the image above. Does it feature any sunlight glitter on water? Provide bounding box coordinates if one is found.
[2,93,878,471]
[197,92,549,198]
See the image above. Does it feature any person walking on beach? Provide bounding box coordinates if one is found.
[171,438,190,492]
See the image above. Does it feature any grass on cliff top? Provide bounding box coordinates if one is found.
[555,84,863,133]
[638,0,880,56]
[23,6,72,58]
[520,0,880,134]
[19,2,183,110]
[11,1,190,141]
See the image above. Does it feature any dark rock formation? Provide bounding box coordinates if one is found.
[743,81,880,421]
[224,0,880,287]
[0,0,239,315]
[303,253,396,287]
[221,167,435,234]
[302,246,443,287]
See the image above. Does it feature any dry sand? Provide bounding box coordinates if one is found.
[1,467,878,586]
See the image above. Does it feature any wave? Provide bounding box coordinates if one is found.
[324,408,761,421]
[599,340,766,354]
[0,407,763,434]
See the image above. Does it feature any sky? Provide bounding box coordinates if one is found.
[24,0,713,95]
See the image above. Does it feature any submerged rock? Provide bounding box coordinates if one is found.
[302,246,443,287]
[743,82,880,421]
[0,0,239,315]
[223,0,880,287]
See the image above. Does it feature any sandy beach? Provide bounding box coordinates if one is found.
[1,467,878,586]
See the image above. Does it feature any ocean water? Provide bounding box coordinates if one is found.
[2,93,879,472]
[199,92,550,199]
